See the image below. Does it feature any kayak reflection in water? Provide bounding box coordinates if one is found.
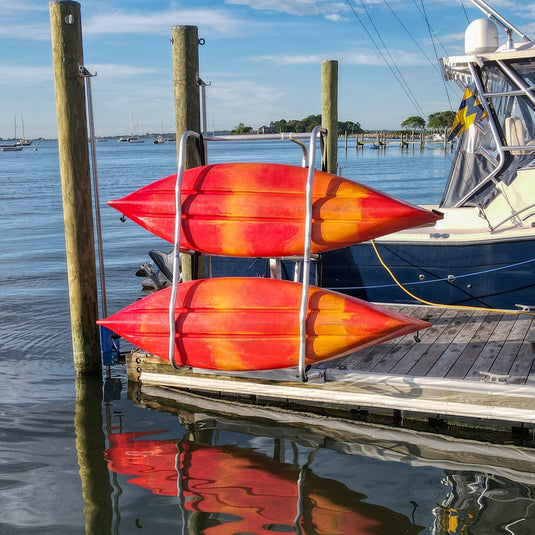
[105,430,422,534]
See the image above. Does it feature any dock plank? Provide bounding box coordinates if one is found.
[367,305,433,373]
[410,309,479,377]
[464,314,514,381]
[426,309,486,378]
[491,314,534,382]
[444,314,501,380]
[389,307,457,376]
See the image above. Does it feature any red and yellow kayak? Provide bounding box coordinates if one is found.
[97,277,429,370]
[108,162,441,257]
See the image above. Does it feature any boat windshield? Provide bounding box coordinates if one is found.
[441,58,535,208]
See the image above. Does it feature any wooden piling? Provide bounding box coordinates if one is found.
[321,60,338,174]
[171,25,205,281]
[50,0,101,375]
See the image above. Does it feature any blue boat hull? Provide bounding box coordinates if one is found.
[319,239,535,310]
[205,237,535,311]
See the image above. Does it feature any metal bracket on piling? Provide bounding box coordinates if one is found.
[79,63,118,376]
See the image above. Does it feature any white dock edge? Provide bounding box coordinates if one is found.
[139,369,535,424]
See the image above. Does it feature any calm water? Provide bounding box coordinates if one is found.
[2,138,535,534]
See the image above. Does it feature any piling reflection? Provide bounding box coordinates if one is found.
[74,376,113,535]
[104,429,422,534]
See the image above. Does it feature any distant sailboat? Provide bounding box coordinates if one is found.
[16,115,31,146]
[127,106,144,143]
[1,116,23,151]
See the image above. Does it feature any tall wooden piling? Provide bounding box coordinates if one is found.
[171,25,205,281]
[321,60,338,174]
[50,0,101,375]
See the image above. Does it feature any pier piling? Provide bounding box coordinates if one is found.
[50,0,101,374]
[171,25,205,281]
[321,60,338,174]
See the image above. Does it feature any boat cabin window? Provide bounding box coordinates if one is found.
[441,60,535,209]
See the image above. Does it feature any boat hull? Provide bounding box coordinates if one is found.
[98,277,429,370]
[320,237,535,310]
[108,163,441,257]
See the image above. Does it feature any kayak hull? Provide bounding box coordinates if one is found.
[98,277,430,370]
[108,163,442,257]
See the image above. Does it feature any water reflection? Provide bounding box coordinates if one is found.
[433,472,535,534]
[70,379,535,534]
[105,431,422,534]
[74,376,113,533]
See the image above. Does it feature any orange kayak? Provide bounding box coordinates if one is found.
[108,162,441,257]
[97,277,429,370]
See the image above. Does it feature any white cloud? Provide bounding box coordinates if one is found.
[0,63,158,85]
[0,23,50,41]
[251,48,428,67]
[0,0,48,13]
[225,0,349,17]
[0,65,52,83]
[0,6,251,42]
[83,8,246,38]
[206,79,286,128]
[86,64,159,78]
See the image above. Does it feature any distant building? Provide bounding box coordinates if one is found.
[257,125,277,134]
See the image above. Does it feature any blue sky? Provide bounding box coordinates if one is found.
[1,0,533,139]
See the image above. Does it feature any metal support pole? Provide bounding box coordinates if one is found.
[168,131,202,369]
[298,126,327,382]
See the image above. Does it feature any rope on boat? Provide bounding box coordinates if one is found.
[333,254,535,290]
[370,239,535,316]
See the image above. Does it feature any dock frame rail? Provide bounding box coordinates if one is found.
[168,127,328,382]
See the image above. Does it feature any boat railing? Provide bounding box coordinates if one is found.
[484,200,535,231]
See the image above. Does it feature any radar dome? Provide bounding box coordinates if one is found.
[465,18,498,54]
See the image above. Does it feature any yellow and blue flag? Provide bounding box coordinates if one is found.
[447,86,487,141]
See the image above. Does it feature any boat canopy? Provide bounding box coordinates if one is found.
[441,53,535,208]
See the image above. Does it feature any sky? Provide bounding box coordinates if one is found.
[1,0,534,139]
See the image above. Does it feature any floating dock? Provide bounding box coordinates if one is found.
[127,303,535,439]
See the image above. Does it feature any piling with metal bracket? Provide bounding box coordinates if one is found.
[321,60,338,174]
[50,0,101,374]
[171,25,205,281]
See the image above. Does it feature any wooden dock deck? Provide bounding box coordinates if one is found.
[128,304,535,435]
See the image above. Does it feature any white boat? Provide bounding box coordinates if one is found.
[1,145,23,152]
[321,1,535,310]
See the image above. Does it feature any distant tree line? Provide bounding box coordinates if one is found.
[230,114,363,135]
[230,111,456,136]
[270,115,363,134]
[401,111,456,132]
